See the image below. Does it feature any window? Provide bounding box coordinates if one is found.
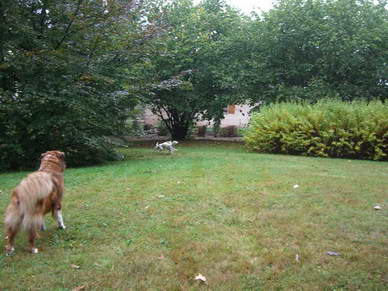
[227,105,236,114]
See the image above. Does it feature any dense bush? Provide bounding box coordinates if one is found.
[0,89,132,170]
[0,1,140,170]
[244,100,388,161]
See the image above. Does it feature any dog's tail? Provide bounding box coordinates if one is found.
[5,172,54,232]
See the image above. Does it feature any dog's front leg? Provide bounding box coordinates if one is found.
[40,220,46,231]
[54,209,66,229]
[54,203,66,229]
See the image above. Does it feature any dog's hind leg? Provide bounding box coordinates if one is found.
[5,223,20,256]
[4,205,21,255]
[54,202,66,229]
[28,227,39,254]
[24,212,44,254]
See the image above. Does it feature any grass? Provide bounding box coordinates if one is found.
[0,141,387,290]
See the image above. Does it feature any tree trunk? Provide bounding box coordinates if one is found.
[170,123,189,140]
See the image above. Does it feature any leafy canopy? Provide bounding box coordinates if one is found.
[133,0,244,139]
[0,0,143,169]
[231,0,388,103]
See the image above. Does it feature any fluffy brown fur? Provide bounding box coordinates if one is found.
[4,150,66,255]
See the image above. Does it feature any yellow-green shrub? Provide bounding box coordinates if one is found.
[244,100,388,160]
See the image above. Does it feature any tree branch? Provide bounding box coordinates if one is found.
[55,0,83,50]
[155,106,172,131]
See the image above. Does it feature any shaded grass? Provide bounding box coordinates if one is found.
[0,141,387,290]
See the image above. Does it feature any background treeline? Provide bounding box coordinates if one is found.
[236,0,388,103]
[1,0,387,169]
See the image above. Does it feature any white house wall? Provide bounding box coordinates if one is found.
[142,104,256,128]
[197,104,254,128]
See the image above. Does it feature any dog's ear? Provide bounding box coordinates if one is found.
[54,151,66,168]
[41,152,48,158]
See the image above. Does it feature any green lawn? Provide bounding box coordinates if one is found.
[0,141,387,290]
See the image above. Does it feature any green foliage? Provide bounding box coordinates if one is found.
[233,0,388,102]
[197,125,207,137]
[135,0,244,139]
[157,122,170,136]
[2,0,387,168]
[0,0,141,170]
[124,107,146,137]
[244,100,388,160]
[219,125,238,137]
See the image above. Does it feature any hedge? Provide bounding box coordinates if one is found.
[244,100,388,161]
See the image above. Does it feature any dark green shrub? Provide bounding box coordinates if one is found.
[220,126,238,137]
[0,89,134,170]
[144,124,153,131]
[0,1,140,171]
[125,107,145,137]
[197,126,207,137]
[157,122,170,136]
[244,100,388,161]
[213,122,221,137]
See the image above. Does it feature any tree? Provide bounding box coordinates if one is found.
[238,0,388,103]
[0,0,143,169]
[132,0,244,139]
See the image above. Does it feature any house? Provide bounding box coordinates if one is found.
[196,104,255,128]
[141,104,257,132]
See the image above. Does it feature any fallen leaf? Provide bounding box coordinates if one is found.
[72,286,85,291]
[158,254,165,260]
[195,273,207,284]
[374,205,382,210]
[145,205,150,209]
[71,264,80,269]
[293,184,299,189]
[295,254,300,263]
[326,251,341,256]
[158,195,165,198]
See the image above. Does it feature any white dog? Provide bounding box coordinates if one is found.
[154,141,178,153]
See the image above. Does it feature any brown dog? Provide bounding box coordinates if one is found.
[4,150,66,255]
